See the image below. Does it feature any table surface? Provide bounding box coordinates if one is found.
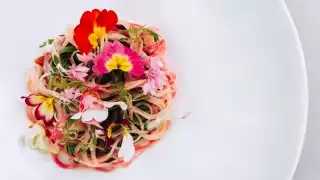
[286,0,320,180]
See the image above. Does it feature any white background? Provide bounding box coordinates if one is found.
[287,0,320,180]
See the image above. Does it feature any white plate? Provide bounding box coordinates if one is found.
[0,0,308,180]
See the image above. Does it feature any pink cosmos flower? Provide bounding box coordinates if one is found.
[143,58,166,95]
[67,63,90,82]
[77,52,95,65]
[60,88,81,103]
[92,41,145,76]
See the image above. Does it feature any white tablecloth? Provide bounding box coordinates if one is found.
[286,0,320,180]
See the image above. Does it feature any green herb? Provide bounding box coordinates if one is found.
[144,123,148,130]
[32,134,40,146]
[145,29,159,42]
[67,118,78,127]
[52,78,68,89]
[60,46,77,54]
[79,86,87,93]
[126,24,147,34]
[64,105,70,114]
[138,104,151,114]
[48,39,54,44]
[39,41,46,48]
[69,81,82,87]
[61,58,70,69]
[133,114,139,123]
[65,143,77,156]
[39,39,54,48]
[53,55,59,65]
[49,73,60,77]
[119,38,128,42]
[106,158,115,163]
[51,65,58,74]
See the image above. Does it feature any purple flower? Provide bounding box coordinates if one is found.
[143,58,166,95]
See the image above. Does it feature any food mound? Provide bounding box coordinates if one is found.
[20,9,176,172]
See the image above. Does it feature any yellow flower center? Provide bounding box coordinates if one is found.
[106,54,133,72]
[88,26,106,49]
[43,97,54,111]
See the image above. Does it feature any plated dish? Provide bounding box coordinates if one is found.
[20,9,176,172]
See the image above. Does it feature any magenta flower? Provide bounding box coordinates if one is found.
[143,58,166,95]
[92,41,145,76]
[67,63,90,82]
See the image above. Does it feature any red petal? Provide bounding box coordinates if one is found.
[74,23,93,54]
[34,56,44,67]
[96,9,118,32]
[80,11,95,29]
[92,9,101,19]
[35,103,53,122]
[22,94,44,106]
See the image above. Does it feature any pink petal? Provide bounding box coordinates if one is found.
[92,41,146,77]
[74,89,82,99]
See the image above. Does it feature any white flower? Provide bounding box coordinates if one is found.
[71,101,128,124]
[118,132,135,162]
[21,124,59,154]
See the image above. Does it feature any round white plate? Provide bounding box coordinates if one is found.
[0,0,308,180]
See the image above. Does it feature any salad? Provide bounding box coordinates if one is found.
[20,9,176,172]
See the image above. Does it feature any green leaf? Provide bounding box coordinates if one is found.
[61,58,70,69]
[68,129,83,133]
[49,73,60,77]
[51,65,58,74]
[32,134,40,146]
[119,38,128,42]
[53,55,59,65]
[67,118,78,127]
[39,41,46,48]
[64,105,70,114]
[65,143,77,156]
[69,81,82,87]
[60,46,77,54]
[138,104,151,114]
[145,29,159,42]
[144,123,148,131]
[48,39,54,44]
[106,158,115,163]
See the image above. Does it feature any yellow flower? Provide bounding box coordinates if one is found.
[106,54,133,72]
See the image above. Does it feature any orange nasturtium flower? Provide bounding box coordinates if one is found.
[74,9,118,54]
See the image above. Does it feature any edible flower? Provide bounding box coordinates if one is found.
[74,9,118,54]
[21,95,54,123]
[77,52,95,65]
[71,89,127,128]
[118,128,135,162]
[143,58,165,95]
[67,63,90,82]
[60,87,81,103]
[21,123,59,154]
[106,119,134,162]
[93,41,145,76]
